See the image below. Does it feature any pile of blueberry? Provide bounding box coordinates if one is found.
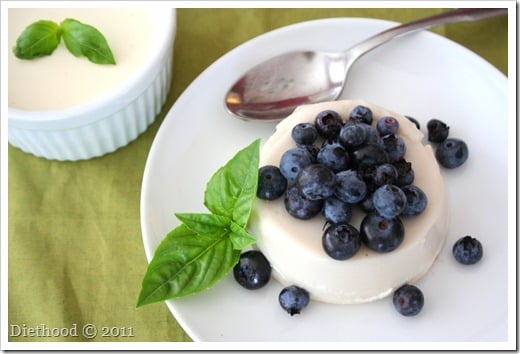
[258,106,428,258]
[233,106,482,317]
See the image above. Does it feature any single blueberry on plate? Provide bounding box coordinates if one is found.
[379,134,406,162]
[233,250,271,290]
[279,147,313,183]
[257,165,287,200]
[392,159,415,186]
[323,196,352,224]
[317,142,350,173]
[279,285,310,316]
[372,184,407,219]
[349,105,373,125]
[350,144,388,170]
[292,123,318,145]
[401,184,428,217]
[322,223,361,260]
[376,116,399,136]
[296,164,336,200]
[393,284,424,316]
[435,138,469,169]
[284,185,323,220]
[452,235,483,265]
[360,213,404,252]
[315,110,343,139]
[427,119,450,143]
[339,121,368,149]
[335,169,367,204]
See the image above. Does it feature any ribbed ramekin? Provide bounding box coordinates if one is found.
[8,8,176,161]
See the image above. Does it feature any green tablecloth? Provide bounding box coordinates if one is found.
[7,8,508,345]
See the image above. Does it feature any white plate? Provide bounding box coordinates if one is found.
[140,18,509,345]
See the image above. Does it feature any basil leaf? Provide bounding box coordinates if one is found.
[175,213,230,235]
[229,222,256,250]
[60,18,116,64]
[136,224,240,307]
[13,20,61,59]
[204,139,260,227]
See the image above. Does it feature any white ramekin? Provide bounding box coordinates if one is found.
[8,8,176,161]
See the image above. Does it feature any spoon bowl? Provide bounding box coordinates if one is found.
[225,8,507,121]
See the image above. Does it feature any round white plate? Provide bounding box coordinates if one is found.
[140,18,509,345]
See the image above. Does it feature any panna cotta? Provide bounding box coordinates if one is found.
[249,99,449,304]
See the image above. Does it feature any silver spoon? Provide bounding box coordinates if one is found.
[225,8,507,121]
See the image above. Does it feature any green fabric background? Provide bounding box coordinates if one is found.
[7,8,508,344]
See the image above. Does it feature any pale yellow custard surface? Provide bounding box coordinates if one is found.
[249,100,449,304]
[8,8,154,111]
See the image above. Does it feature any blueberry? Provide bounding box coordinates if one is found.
[316,141,350,172]
[296,164,336,200]
[322,223,361,260]
[376,116,399,136]
[349,105,373,125]
[427,119,450,143]
[435,138,469,169]
[339,121,368,149]
[350,144,388,170]
[379,134,406,162]
[452,235,483,265]
[405,115,421,130]
[393,284,424,316]
[315,110,343,139]
[233,250,271,290]
[279,285,310,316]
[279,147,313,183]
[335,170,367,204]
[372,184,407,219]
[284,185,323,219]
[360,213,404,252]
[392,159,415,186]
[372,163,398,187]
[359,193,376,213]
[292,123,318,145]
[401,184,428,217]
[257,165,287,200]
[323,196,352,224]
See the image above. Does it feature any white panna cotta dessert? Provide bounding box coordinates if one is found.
[249,99,449,304]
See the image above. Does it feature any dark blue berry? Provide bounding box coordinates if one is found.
[233,250,271,290]
[292,123,318,145]
[335,170,367,204]
[316,141,350,172]
[349,105,373,125]
[372,163,398,187]
[296,164,336,200]
[372,184,407,219]
[284,185,323,219]
[350,144,388,170]
[393,284,424,316]
[279,285,310,316]
[376,116,399,136]
[339,121,368,149]
[379,134,406,162]
[427,119,450,143]
[401,184,428,217]
[452,235,483,265]
[322,223,361,260]
[315,110,343,139]
[392,159,415,186]
[435,138,469,169]
[257,165,287,200]
[279,147,313,183]
[360,213,404,252]
[323,196,352,224]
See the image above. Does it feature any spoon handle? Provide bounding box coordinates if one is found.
[346,8,508,61]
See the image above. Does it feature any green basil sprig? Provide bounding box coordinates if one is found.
[136,139,260,307]
[13,18,116,65]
